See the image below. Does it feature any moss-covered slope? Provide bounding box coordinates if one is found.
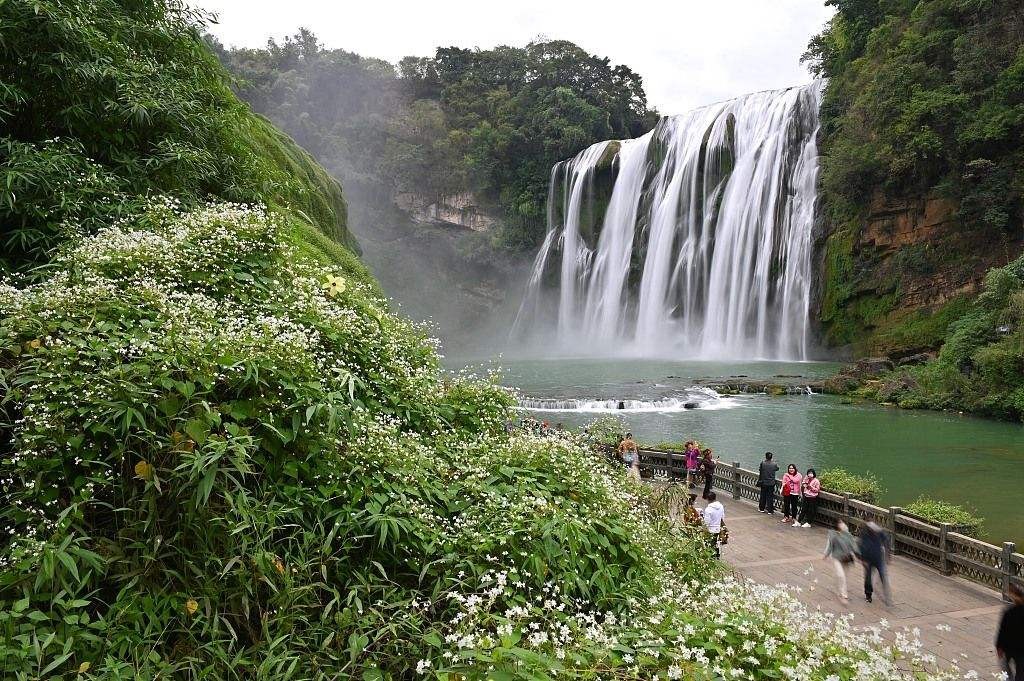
[0,0,361,273]
[807,0,1024,357]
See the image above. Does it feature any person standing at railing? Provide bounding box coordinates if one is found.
[618,432,640,481]
[997,583,1024,680]
[684,441,700,488]
[859,521,892,605]
[796,468,821,528]
[757,452,779,514]
[822,520,857,603]
[700,448,716,500]
[781,464,802,524]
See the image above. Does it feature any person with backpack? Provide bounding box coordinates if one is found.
[702,491,726,558]
[757,452,779,514]
[822,519,857,603]
[780,464,802,524]
[797,468,821,527]
[859,521,892,605]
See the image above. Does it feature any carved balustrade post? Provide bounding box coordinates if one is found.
[938,523,952,575]
[1002,542,1016,601]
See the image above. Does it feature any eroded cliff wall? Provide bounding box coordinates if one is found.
[817,193,1022,358]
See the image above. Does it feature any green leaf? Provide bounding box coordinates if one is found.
[185,418,208,445]
[56,551,80,582]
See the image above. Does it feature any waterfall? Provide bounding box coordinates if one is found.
[513,82,823,360]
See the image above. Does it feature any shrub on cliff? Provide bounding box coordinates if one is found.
[881,255,1024,420]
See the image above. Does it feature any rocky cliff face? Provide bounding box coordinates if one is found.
[816,192,1022,358]
[395,192,498,232]
[346,194,530,355]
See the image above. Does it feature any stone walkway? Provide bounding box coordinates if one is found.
[714,495,1006,676]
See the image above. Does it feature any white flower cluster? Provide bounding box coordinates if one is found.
[429,571,965,680]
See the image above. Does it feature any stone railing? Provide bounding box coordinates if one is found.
[608,445,1022,600]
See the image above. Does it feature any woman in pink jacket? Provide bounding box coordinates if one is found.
[797,468,821,528]
[684,441,700,488]
[781,464,802,523]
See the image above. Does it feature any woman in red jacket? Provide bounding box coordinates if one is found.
[781,464,802,523]
[797,468,821,528]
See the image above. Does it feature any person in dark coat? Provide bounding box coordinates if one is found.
[997,583,1024,680]
[757,452,779,514]
[700,448,716,500]
[858,521,891,605]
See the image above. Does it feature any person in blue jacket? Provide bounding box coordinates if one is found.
[858,521,892,605]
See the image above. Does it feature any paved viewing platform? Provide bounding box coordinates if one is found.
[715,494,1005,675]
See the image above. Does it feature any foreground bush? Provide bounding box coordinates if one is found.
[818,468,883,503]
[0,202,963,679]
[0,202,679,676]
[580,415,630,447]
[430,575,947,679]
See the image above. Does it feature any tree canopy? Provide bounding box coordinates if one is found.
[804,0,1024,232]
[214,32,657,250]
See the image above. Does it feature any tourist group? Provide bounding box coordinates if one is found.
[614,436,893,606]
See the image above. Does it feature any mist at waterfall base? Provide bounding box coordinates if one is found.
[512,83,823,361]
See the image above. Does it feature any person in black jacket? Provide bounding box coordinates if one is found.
[997,583,1024,680]
[700,448,716,500]
[859,522,892,605]
[757,452,779,514]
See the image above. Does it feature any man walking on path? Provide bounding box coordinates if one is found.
[757,452,778,514]
[859,521,892,605]
[997,583,1024,680]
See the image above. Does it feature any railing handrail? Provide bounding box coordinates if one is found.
[598,443,1020,600]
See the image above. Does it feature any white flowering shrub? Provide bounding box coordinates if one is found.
[0,201,958,679]
[428,575,958,680]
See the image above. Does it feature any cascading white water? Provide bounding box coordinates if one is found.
[512,82,823,360]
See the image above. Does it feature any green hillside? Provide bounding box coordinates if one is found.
[807,0,1024,419]
[0,0,362,274]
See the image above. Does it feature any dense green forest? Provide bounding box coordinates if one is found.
[212,30,657,251]
[807,0,1023,229]
[806,0,1024,418]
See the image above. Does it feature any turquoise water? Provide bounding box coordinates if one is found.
[467,357,1024,545]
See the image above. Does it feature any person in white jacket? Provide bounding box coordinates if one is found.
[702,492,726,558]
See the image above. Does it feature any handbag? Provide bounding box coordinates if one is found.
[718,523,729,545]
